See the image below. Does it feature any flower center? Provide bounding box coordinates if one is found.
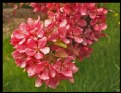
[35,47,40,52]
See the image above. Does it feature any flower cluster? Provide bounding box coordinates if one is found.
[11,3,108,89]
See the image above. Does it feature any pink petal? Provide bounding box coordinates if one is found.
[64,56,74,63]
[27,66,36,77]
[38,29,44,38]
[79,19,87,27]
[103,9,108,14]
[82,41,87,45]
[40,47,50,55]
[33,16,41,28]
[36,62,46,72]
[59,19,67,28]
[12,50,21,59]
[80,5,87,15]
[66,24,70,29]
[62,69,72,77]
[26,48,36,56]
[27,18,34,27]
[30,27,38,34]
[15,59,22,67]
[93,24,99,31]
[39,70,49,80]
[14,30,24,39]
[50,67,56,77]
[59,27,67,36]
[20,61,26,68]
[60,7,64,12]
[44,19,52,27]
[27,38,37,48]
[58,73,67,80]
[87,40,93,45]
[10,34,19,46]
[46,77,59,89]
[63,39,70,44]
[35,78,43,87]
[38,37,47,48]
[69,77,74,83]
[74,37,83,43]
[63,4,71,15]
[19,38,26,45]
[89,13,96,19]
[35,52,43,59]
[69,62,79,73]
[16,44,27,53]
[73,27,82,36]
[99,23,107,30]
[90,19,97,26]
[26,56,31,61]
[47,11,55,19]
[19,23,29,35]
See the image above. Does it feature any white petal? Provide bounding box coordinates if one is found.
[59,19,67,28]
[40,47,50,55]
[45,19,52,27]
[35,78,42,87]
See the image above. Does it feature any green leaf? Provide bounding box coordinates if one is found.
[54,41,67,48]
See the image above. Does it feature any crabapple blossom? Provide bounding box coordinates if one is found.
[11,3,108,89]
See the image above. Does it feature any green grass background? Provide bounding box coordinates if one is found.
[3,3,120,92]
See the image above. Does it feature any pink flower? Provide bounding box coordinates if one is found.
[11,16,43,45]
[37,61,56,80]
[46,74,60,89]
[10,23,29,47]
[12,50,30,68]
[45,56,78,89]
[25,57,41,77]
[26,37,50,59]
[53,57,78,80]
[34,61,56,87]
[70,26,83,43]
[79,46,92,61]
